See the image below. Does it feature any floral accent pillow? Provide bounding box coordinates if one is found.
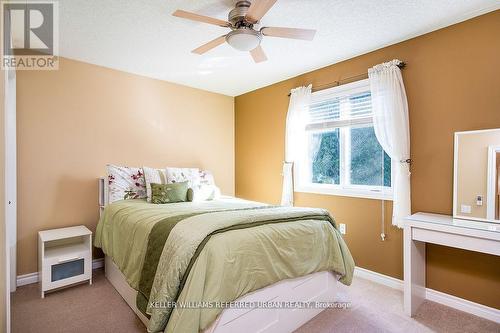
[165,167,201,188]
[151,182,189,204]
[199,170,216,186]
[107,164,146,203]
[194,170,221,201]
[164,167,220,201]
[143,167,168,203]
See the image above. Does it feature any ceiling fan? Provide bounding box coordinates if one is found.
[172,0,316,63]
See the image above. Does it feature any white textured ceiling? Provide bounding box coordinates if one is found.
[58,0,499,96]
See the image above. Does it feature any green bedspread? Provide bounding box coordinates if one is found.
[136,206,272,317]
[95,198,354,333]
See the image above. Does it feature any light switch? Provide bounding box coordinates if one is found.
[461,204,471,214]
[339,223,346,235]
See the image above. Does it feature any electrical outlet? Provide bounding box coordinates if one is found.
[339,223,346,235]
[461,204,471,214]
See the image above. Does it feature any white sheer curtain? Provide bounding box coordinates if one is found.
[281,85,312,206]
[368,59,411,228]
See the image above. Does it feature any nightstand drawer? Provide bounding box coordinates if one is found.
[52,258,85,282]
[42,251,91,291]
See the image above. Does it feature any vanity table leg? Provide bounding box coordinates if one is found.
[404,226,426,316]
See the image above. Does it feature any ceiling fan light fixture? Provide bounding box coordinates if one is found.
[225,29,262,52]
[173,0,316,63]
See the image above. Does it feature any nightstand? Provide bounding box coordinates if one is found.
[38,226,92,298]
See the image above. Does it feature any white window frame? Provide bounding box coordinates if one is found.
[294,79,394,200]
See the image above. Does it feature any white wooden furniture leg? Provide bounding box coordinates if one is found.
[404,224,426,316]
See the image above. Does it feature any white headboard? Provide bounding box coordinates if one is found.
[98,177,108,216]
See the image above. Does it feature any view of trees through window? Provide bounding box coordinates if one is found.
[350,126,391,187]
[311,130,340,184]
[305,86,392,191]
[311,126,391,187]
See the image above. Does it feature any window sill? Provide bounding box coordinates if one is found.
[295,185,393,201]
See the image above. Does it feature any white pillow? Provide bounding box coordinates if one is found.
[143,167,169,203]
[199,170,215,186]
[192,184,221,201]
[165,168,221,201]
[106,164,146,203]
[165,167,201,188]
[195,170,220,201]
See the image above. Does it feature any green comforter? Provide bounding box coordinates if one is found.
[95,198,354,333]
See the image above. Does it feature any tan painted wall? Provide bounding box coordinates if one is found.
[17,57,235,275]
[235,11,500,308]
[456,130,500,219]
[0,69,7,333]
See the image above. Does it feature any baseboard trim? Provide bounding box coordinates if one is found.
[354,266,403,290]
[425,287,500,324]
[16,258,105,287]
[354,266,500,323]
[16,272,38,287]
[92,258,104,269]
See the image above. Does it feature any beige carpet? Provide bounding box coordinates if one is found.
[11,269,499,333]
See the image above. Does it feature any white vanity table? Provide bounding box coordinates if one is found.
[403,212,500,316]
[404,129,500,318]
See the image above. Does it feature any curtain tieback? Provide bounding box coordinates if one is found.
[399,158,412,176]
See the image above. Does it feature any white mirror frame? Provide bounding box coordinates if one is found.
[453,129,500,223]
[486,145,500,220]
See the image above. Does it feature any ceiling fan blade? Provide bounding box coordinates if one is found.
[250,45,267,63]
[261,27,316,41]
[192,35,227,55]
[245,0,278,23]
[173,10,231,27]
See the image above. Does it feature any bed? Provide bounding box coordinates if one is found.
[95,178,354,333]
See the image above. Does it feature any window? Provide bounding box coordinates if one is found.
[294,79,393,200]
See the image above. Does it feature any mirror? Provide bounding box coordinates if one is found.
[453,128,500,223]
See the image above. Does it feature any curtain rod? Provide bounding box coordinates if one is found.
[287,62,406,97]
